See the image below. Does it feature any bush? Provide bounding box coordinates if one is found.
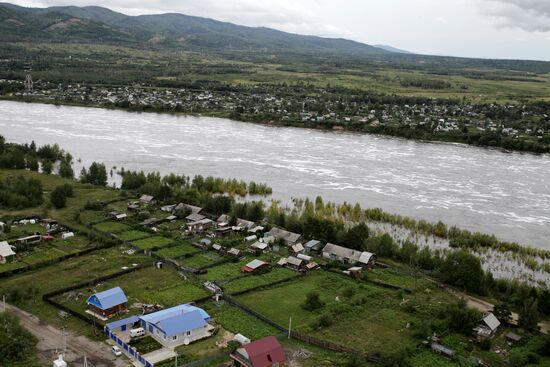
[0,313,37,364]
[479,338,492,351]
[301,291,325,311]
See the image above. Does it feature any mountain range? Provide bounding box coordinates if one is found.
[0,3,398,56]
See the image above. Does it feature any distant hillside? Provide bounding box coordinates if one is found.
[0,3,388,56]
[374,44,413,54]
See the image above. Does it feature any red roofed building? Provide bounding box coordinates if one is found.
[230,336,286,367]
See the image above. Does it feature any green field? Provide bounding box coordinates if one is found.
[93,221,132,233]
[154,242,198,258]
[117,230,151,241]
[132,236,175,250]
[224,267,297,294]
[179,251,224,269]
[54,266,209,318]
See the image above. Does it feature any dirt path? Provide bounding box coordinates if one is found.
[3,303,130,367]
[436,281,550,334]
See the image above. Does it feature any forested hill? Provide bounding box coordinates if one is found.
[0,2,388,56]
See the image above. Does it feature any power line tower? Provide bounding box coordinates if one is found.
[24,64,33,93]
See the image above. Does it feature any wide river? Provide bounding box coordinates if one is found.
[1,101,549,249]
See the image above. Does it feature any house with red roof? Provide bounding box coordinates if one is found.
[230,336,286,367]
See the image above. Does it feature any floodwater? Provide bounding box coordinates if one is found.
[1,101,549,249]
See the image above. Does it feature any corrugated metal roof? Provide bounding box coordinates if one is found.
[106,316,140,330]
[156,310,206,337]
[0,241,15,257]
[482,313,501,331]
[140,304,210,324]
[87,287,128,310]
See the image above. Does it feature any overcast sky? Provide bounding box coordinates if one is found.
[9,0,550,61]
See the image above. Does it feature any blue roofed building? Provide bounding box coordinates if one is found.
[86,287,128,319]
[139,304,215,347]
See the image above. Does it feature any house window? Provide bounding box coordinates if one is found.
[172,335,177,341]
[186,331,191,336]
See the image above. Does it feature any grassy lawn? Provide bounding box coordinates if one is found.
[129,336,163,355]
[234,270,448,355]
[154,242,198,258]
[117,230,151,241]
[93,221,132,233]
[223,267,297,294]
[53,266,209,318]
[205,301,280,340]
[0,247,152,338]
[201,257,254,282]
[132,236,175,250]
[179,252,223,269]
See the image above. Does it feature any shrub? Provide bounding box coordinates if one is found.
[301,291,325,311]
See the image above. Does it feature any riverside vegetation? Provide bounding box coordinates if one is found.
[0,135,549,367]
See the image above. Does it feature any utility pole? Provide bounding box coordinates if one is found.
[175,354,178,367]
[24,64,33,94]
[288,316,292,339]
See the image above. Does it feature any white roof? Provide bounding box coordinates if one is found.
[292,243,304,253]
[286,256,303,266]
[482,313,501,331]
[228,248,240,255]
[245,259,268,270]
[0,241,15,257]
[251,242,268,250]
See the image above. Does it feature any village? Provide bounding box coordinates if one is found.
[1,184,545,367]
[1,78,548,151]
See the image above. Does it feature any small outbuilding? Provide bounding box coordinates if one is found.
[242,259,269,273]
[474,313,501,339]
[139,195,157,205]
[0,241,16,264]
[230,336,286,367]
[86,287,128,318]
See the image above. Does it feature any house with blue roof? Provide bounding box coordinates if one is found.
[138,304,215,347]
[86,287,128,318]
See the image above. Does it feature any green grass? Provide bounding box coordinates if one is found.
[53,266,209,318]
[93,221,131,233]
[179,252,223,269]
[132,236,175,250]
[117,230,151,241]
[128,336,163,354]
[201,257,254,282]
[224,267,297,294]
[205,301,280,340]
[154,242,199,258]
[235,270,444,355]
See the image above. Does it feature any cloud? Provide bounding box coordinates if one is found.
[481,0,550,32]
[8,0,354,38]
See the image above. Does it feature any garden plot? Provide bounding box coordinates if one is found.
[179,251,224,269]
[223,267,297,294]
[132,236,175,250]
[117,230,151,242]
[235,270,426,355]
[93,221,131,233]
[53,266,209,318]
[154,242,198,259]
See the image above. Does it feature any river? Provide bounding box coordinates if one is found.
[1,101,549,249]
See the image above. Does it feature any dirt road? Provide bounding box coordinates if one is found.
[434,281,550,334]
[3,303,130,367]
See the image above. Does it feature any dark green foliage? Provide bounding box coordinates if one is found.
[439,250,485,293]
[540,334,550,356]
[50,184,73,209]
[444,300,482,335]
[0,313,37,364]
[479,337,492,351]
[0,175,43,209]
[80,162,108,186]
[301,291,325,311]
[519,298,540,331]
[492,302,513,324]
[344,223,369,250]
